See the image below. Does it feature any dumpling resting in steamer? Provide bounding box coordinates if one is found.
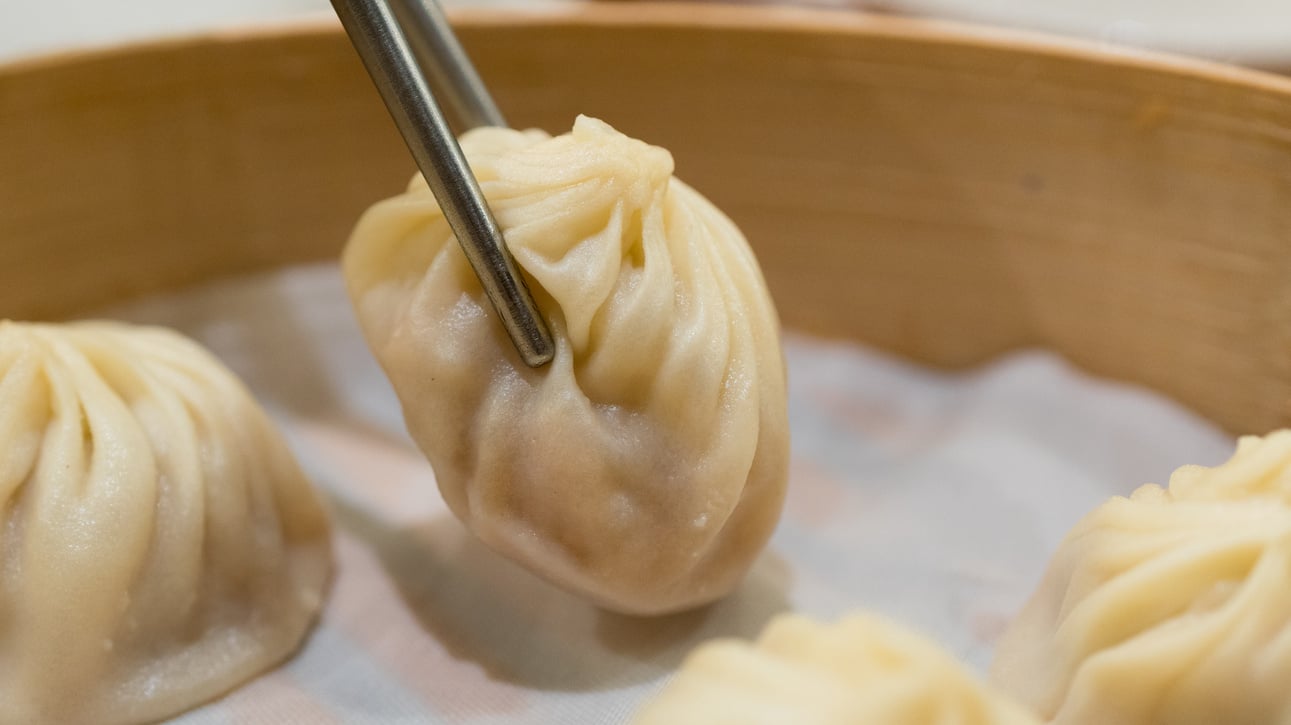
[0,320,332,725]
[992,431,1291,724]
[343,115,788,615]
[633,612,1042,724]
[1165,429,1291,504]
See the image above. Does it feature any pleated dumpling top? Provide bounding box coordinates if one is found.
[0,320,332,725]
[635,613,1042,724]
[992,431,1291,724]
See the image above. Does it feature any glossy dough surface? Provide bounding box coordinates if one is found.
[0,321,332,725]
[343,116,789,614]
[992,431,1291,724]
[634,612,1041,724]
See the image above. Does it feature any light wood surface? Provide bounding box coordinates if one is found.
[2,4,1290,434]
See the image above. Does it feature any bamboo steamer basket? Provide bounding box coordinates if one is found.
[2,3,1290,435]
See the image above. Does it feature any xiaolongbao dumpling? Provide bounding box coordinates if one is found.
[343,115,788,615]
[634,612,1041,725]
[992,432,1291,724]
[0,320,331,725]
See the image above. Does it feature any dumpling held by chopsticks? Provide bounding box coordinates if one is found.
[343,115,788,615]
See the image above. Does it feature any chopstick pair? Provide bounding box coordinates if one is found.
[332,0,555,367]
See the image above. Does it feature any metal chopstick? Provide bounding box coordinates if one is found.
[331,0,555,367]
[386,0,505,130]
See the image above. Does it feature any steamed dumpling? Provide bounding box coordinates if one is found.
[992,432,1291,724]
[343,115,788,615]
[634,612,1042,724]
[0,320,331,725]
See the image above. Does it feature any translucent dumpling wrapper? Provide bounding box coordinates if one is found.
[343,116,789,615]
[992,432,1291,725]
[0,321,332,725]
[634,612,1042,725]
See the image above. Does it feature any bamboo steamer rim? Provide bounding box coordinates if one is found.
[2,3,1289,436]
[5,3,1291,93]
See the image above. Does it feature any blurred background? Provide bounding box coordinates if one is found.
[3,0,1291,72]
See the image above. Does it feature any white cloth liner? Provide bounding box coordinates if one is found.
[91,263,1233,723]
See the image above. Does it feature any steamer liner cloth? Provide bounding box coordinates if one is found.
[86,263,1233,724]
